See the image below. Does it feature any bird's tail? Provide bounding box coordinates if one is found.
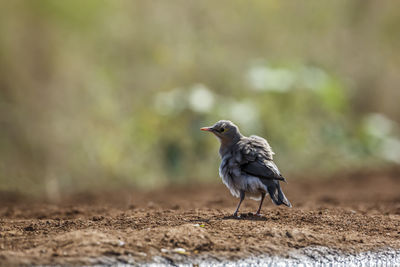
[264,180,292,207]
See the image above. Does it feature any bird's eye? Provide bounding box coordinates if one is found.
[220,128,226,133]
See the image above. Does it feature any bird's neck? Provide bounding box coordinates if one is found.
[218,134,242,157]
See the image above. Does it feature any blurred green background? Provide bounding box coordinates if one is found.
[1,0,400,198]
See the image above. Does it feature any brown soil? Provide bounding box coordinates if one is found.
[1,170,400,265]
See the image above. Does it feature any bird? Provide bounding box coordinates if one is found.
[201,120,291,217]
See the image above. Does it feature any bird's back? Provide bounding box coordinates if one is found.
[237,135,275,161]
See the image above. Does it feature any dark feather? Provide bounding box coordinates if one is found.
[262,179,292,207]
[241,161,286,182]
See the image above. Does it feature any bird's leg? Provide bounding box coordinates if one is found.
[255,192,266,216]
[233,190,245,218]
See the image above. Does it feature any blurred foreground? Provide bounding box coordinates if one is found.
[1,1,400,196]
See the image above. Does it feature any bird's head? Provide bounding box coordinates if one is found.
[201,120,242,144]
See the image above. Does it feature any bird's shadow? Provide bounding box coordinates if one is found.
[222,213,268,221]
[189,213,269,223]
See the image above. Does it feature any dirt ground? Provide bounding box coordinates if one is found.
[1,169,400,265]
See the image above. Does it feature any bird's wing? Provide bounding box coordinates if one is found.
[236,136,285,181]
[241,160,286,181]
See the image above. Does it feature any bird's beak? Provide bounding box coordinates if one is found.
[200,127,213,132]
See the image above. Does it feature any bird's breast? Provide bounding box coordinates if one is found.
[219,154,242,181]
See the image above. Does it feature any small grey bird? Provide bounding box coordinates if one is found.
[201,120,291,217]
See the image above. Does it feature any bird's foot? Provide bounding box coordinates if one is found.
[253,212,263,217]
[233,212,241,219]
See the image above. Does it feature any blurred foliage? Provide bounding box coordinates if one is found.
[1,0,400,197]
